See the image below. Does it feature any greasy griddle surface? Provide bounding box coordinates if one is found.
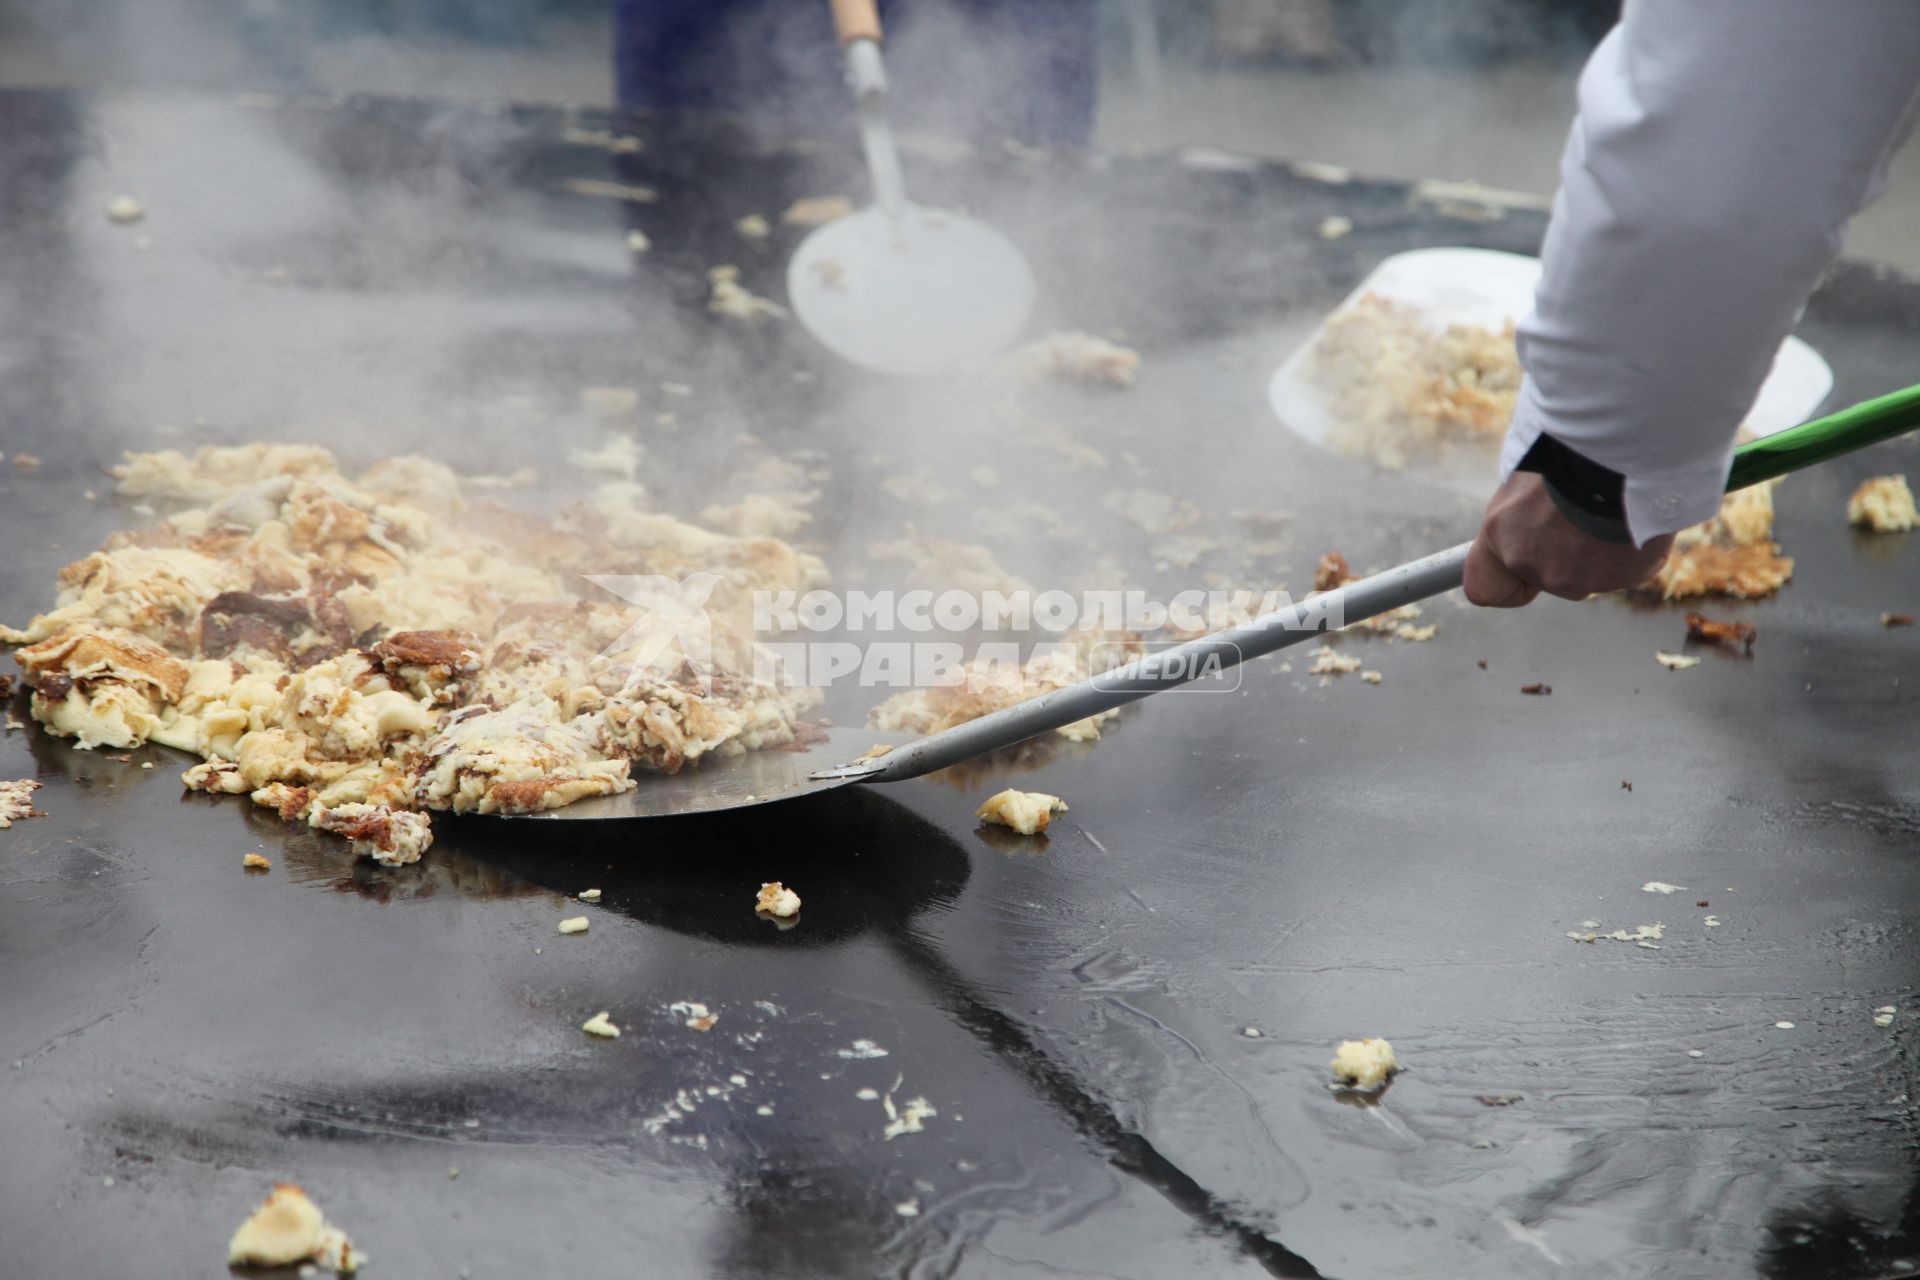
[1,91,1917,1279]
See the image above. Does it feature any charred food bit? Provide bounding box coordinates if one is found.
[1313,551,1353,592]
[1685,612,1756,653]
[1520,682,1551,696]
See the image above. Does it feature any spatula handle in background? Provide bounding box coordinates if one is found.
[828,382,1920,786]
[831,0,883,45]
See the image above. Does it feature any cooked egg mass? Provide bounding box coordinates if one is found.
[1330,1037,1400,1091]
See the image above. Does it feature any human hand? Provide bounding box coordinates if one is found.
[1463,471,1674,607]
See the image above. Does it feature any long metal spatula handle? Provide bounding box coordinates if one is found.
[1728,380,1920,490]
[830,381,1920,784]
[829,0,910,227]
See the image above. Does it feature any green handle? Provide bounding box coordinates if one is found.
[1727,381,1920,492]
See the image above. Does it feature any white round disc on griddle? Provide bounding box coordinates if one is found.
[1268,247,1835,498]
[788,204,1035,378]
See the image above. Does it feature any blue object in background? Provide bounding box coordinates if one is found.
[613,0,1097,145]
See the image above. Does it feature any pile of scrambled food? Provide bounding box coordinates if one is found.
[1310,293,1521,471]
[1647,478,1793,600]
[1306,293,1806,600]
[869,626,1143,744]
[0,444,828,864]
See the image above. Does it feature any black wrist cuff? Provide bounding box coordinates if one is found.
[1514,433,1633,545]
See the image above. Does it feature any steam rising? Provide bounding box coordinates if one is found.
[12,0,1604,725]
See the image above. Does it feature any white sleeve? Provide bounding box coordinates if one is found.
[1499,0,1920,544]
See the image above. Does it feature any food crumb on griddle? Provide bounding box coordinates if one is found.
[105,195,146,224]
[1621,781,1633,792]
[1641,881,1687,895]
[625,229,651,254]
[1565,922,1663,946]
[227,1183,363,1274]
[881,1093,937,1140]
[670,1000,717,1032]
[1520,682,1551,695]
[733,213,770,240]
[1361,669,1383,684]
[1883,613,1915,628]
[578,888,601,903]
[12,453,41,473]
[1848,474,1917,533]
[755,880,801,919]
[243,852,271,871]
[0,778,45,828]
[1329,1037,1399,1092]
[578,386,639,417]
[810,257,846,292]
[1308,645,1363,676]
[1476,658,1488,670]
[782,195,854,226]
[976,789,1068,836]
[581,1011,620,1038]
[557,916,589,935]
[708,264,787,320]
[1317,214,1353,240]
[561,177,658,204]
[1012,331,1141,388]
[1685,612,1757,652]
[1655,651,1701,671]
[1475,1093,1523,1107]
[1874,1006,1897,1028]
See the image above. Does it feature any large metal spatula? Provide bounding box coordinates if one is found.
[541,383,1920,821]
[787,0,1036,377]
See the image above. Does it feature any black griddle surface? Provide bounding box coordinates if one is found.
[0,89,1917,1279]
